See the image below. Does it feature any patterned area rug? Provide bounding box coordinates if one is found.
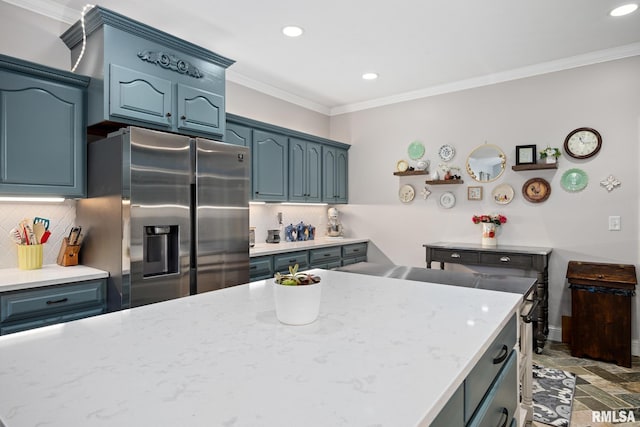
[533,364,576,427]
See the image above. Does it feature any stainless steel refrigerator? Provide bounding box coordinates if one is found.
[77,127,250,310]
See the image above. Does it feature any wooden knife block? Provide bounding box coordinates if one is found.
[57,237,80,267]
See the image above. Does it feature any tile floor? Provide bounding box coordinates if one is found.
[531,341,640,427]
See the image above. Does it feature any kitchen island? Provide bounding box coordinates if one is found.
[0,269,521,426]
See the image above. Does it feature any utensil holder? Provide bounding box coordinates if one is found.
[57,237,80,267]
[18,244,43,270]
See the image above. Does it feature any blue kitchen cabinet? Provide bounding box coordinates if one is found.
[61,6,233,140]
[289,138,322,203]
[0,278,107,335]
[225,122,251,147]
[0,54,89,197]
[252,130,288,201]
[322,146,348,203]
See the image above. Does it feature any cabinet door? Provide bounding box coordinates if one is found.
[177,83,224,138]
[0,71,85,196]
[306,141,322,202]
[322,147,337,202]
[252,130,288,201]
[335,148,348,203]
[289,138,306,201]
[109,64,172,128]
[226,123,251,147]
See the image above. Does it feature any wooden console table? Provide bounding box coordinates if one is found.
[423,242,552,353]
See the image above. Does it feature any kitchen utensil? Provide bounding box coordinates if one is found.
[34,217,50,230]
[9,228,23,245]
[33,222,46,244]
[68,226,82,245]
[40,230,52,244]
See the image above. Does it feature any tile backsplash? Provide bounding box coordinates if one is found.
[250,204,341,244]
[0,200,76,269]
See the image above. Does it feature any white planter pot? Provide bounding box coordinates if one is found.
[274,281,322,325]
[545,156,557,164]
[481,222,497,247]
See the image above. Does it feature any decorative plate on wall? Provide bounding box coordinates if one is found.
[522,178,551,203]
[396,159,409,172]
[408,141,425,160]
[561,168,588,192]
[438,144,455,161]
[399,184,415,203]
[492,184,515,205]
[439,191,456,209]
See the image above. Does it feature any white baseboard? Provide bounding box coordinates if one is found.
[547,326,640,357]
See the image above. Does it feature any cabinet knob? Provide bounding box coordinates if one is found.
[180,115,186,120]
[166,112,172,118]
[450,253,461,258]
[500,256,511,262]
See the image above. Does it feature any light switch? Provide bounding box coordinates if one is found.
[608,216,621,231]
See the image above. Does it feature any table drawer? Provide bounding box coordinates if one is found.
[479,253,533,269]
[342,243,367,258]
[309,246,341,264]
[432,249,478,264]
[467,349,518,427]
[465,314,517,422]
[0,280,106,323]
[273,251,309,273]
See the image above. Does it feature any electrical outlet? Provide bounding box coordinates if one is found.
[608,216,621,231]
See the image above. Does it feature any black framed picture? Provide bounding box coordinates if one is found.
[516,145,537,165]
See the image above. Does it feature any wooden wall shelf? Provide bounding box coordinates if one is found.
[393,170,428,176]
[512,163,558,171]
[425,179,464,185]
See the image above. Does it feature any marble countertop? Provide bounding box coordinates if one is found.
[0,269,520,427]
[0,264,109,292]
[250,237,369,257]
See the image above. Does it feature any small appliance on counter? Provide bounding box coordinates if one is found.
[249,227,256,248]
[266,229,280,243]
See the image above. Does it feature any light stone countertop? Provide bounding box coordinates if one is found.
[0,269,520,427]
[0,264,109,292]
[250,237,369,257]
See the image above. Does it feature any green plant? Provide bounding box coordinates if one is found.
[274,264,321,286]
[540,146,561,159]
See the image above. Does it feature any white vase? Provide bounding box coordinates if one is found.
[481,223,497,246]
[545,156,556,164]
[274,281,322,325]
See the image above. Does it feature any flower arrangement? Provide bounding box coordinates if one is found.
[539,146,561,159]
[472,214,507,226]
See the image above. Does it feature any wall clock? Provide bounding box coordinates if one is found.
[563,127,602,159]
[522,178,551,203]
[399,184,415,203]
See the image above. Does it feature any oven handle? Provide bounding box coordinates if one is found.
[521,298,540,324]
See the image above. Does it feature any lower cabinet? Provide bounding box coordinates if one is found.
[0,279,107,335]
[249,242,368,281]
[432,314,518,427]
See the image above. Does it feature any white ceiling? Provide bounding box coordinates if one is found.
[9,0,640,115]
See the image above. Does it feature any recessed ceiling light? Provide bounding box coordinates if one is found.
[282,26,304,37]
[610,3,638,16]
[362,72,378,80]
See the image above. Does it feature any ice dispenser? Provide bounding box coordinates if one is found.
[143,226,179,277]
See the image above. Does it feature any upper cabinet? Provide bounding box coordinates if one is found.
[289,138,322,203]
[61,6,233,140]
[252,130,288,201]
[0,54,89,197]
[226,114,350,204]
[322,147,348,204]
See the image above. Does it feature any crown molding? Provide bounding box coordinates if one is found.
[2,0,79,24]
[330,42,640,116]
[226,70,331,116]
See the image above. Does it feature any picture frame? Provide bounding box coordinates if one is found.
[515,144,537,165]
[467,186,483,201]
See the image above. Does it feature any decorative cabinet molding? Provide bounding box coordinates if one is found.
[61,6,232,140]
[137,51,203,78]
[0,54,89,197]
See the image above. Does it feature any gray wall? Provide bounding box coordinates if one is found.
[330,56,640,347]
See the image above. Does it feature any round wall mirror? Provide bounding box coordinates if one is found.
[466,144,506,182]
